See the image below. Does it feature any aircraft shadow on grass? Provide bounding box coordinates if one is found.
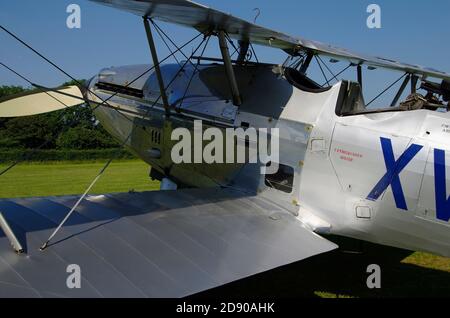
[194,236,450,298]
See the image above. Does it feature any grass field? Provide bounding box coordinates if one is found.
[0,160,160,198]
[0,160,449,298]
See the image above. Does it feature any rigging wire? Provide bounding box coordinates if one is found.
[288,56,302,69]
[144,34,209,113]
[177,35,211,110]
[0,62,72,108]
[320,63,353,87]
[316,55,339,83]
[249,43,259,64]
[224,33,240,59]
[39,132,132,251]
[152,21,182,67]
[315,55,329,87]
[366,72,408,107]
[150,20,201,69]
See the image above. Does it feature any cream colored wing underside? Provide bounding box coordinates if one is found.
[0,85,84,117]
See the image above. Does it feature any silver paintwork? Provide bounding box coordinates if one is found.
[2,0,449,297]
[0,188,336,297]
[88,61,450,259]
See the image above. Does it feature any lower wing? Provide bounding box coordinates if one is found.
[0,85,85,118]
[0,188,337,297]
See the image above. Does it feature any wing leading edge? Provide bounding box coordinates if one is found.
[0,188,336,297]
[90,0,450,81]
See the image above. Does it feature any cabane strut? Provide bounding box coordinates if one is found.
[143,17,171,116]
[218,30,242,106]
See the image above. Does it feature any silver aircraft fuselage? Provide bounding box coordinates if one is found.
[87,62,450,257]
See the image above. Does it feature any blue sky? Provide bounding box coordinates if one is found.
[1,0,449,106]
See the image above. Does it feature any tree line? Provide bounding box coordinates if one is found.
[0,83,121,151]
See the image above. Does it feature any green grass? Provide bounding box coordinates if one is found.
[0,160,160,198]
[0,160,449,298]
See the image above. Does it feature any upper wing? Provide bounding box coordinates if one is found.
[90,0,450,80]
[0,188,336,297]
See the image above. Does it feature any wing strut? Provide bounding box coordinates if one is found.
[411,75,419,94]
[299,52,313,74]
[143,17,171,116]
[218,31,242,106]
[391,74,411,106]
[0,211,24,254]
[357,65,363,88]
[237,40,249,64]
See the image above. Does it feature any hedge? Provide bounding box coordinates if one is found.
[0,149,136,163]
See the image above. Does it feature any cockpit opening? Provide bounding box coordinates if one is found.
[284,68,332,93]
[336,79,450,116]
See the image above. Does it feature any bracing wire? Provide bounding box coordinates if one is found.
[177,35,211,110]
[153,23,182,67]
[0,62,72,108]
[150,20,201,69]
[315,55,329,87]
[249,43,259,64]
[320,63,353,87]
[366,73,408,107]
[316,55,339,83]
[39,132,133,250]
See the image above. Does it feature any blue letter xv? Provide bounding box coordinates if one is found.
[367,137,423,210]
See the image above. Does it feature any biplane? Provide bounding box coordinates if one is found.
[0,0,449,297]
